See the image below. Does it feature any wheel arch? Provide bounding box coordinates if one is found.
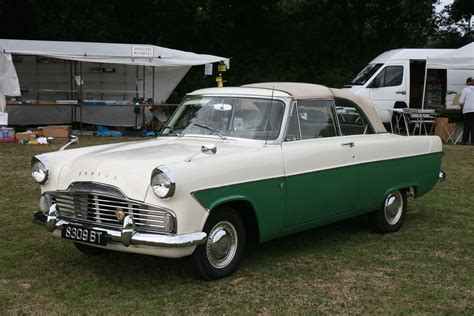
[209,197,261,244]
[394,101,408,108]
[382,184,415,202]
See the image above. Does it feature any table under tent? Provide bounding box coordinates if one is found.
[0,39,229,129]
[391,43,474,142]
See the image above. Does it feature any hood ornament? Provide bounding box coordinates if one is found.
[185,144,217,162]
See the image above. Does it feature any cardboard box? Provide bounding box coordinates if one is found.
[39,125,72,138]
[435,117,454,141]
[16,131,36,140]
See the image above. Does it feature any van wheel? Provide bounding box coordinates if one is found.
[74,242,109,256]
[192,206,246,280]
[369,190,407,234]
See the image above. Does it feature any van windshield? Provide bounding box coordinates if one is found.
[350,63,383,85]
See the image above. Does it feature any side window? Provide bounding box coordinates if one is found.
[285,102,301,141]
[285,100,337,140]
[370,66,403,87]
[335,98,374,135]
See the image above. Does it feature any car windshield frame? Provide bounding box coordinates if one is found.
[350,63,383,86]
[160,95,287,142]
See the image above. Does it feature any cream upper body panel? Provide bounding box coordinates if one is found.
[39,137,284,200]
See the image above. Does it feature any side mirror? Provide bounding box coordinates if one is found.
[201,144,217,155]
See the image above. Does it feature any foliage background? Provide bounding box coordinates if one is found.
[0,0,472,102]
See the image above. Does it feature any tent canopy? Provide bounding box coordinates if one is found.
[426,42,474,70]
[0,39,229,67]
[0,39,229,105]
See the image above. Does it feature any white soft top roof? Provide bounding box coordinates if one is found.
[188,87,292,98]
[189,82,386,133]
[370,48,453,63]
[0,39,228,67]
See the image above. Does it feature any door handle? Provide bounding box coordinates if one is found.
[341,142,355,148]
[396,91,406,95]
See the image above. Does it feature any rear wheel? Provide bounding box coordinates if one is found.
[74,242,109,256]
[369,190,407,234]
[192,206,246,280]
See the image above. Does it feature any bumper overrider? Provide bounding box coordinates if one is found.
[32,204,207,248]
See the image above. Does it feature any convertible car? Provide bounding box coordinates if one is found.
[31,82,445,280]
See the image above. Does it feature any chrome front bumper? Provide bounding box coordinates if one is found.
[32,204,207,248]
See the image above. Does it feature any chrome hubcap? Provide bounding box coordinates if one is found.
[384,191,403,225]
[206,221,238,269]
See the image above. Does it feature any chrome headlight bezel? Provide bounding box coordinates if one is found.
[151,165,176,199]
[31,156,50,185]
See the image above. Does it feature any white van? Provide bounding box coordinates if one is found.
[344,49,455,123]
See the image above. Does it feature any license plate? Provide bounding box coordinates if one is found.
[61,225,107,246]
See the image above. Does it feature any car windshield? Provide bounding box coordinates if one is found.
[161,96,285,140]
[350,63,383,85]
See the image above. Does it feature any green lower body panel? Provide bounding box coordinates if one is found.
[192,152,443,243]
[192,177,286,242]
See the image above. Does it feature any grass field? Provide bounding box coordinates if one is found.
[0,137,473,314]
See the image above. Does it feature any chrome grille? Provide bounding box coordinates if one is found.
[49,191,174,233]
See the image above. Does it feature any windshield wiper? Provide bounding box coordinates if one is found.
[161,126,182,137]
[193,123,227,140]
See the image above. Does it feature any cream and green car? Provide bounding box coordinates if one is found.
[32,82,445,280]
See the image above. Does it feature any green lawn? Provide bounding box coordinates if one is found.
[0,137,473,314]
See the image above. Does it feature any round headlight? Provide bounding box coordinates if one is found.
[31,157,49,184]
[151,166,176,198]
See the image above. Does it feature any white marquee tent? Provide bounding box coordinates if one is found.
[0,39,229,126]
[426,42,474,70]
[423,42,474,108]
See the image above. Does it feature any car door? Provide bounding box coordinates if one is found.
[368,65,407,122]
[282,99,357,228]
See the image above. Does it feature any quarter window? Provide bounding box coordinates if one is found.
[285,100,337,140]
[335,98,374,135]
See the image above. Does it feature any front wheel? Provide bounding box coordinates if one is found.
[369,190,407,234]
[192,206,246,280]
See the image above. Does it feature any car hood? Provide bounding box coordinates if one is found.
[55,137,259,200]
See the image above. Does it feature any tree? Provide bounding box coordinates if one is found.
[432,0,473,47]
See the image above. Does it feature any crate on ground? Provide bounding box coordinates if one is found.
[435,117,454,141]
[16,130,38,141]
[39,125,72,138]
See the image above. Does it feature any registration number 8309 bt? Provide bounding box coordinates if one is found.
[62,225,107,245]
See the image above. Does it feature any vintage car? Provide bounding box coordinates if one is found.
[31,82,445,280]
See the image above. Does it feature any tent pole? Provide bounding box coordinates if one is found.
[152,66,155,101]
[80,61,83,136]
[143,65,146,98]
[70,61,74,124]
[142,65,146,129]
[421,63,428,109]
[135,65,139,98]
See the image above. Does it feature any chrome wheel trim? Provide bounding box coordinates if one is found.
[206,221,238,269]
[384,191,403,225]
